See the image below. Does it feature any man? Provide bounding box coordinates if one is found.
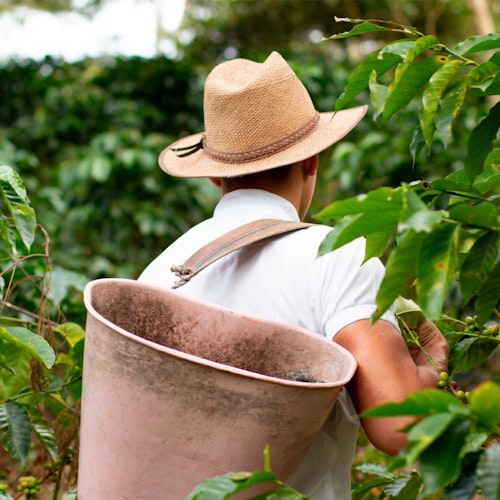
[138,51,449,499]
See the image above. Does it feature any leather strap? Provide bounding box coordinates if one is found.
[171,218,313,289]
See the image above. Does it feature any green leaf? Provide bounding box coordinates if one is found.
[465,102,500,184]
[476,443,500,500]
[469,381,500,429]
[459,232,499,303]
[467,62,499,92]
[55,322,86,348]
[420,420,471,496]
[186,469,279,499]
[373,230,426,322]
[369,70,389,120]
[334,46,404,110]
[355,463,395,478]
[0,165,37,252]
[429,178,484,197]
[454,33,500,55]
[400,185,446,233]
[0,402,31,466]
[352,476,395,500]
[448,337,499,374]
[328,19,397,40]
[33,421,58,461]
[450,203,499,229]
[445,163,500,194]
[361,389,463,417]
[384,473,422,499]
[420,60,464,149]
[0,327,56,369]
[435,79,469,148]
[474,261,500,324]
[316,187,402,219]
[404,413,458,467]
[383,55,449,121]
[394,296,425,330]
[365,225,394,261]
[417,223,460,320]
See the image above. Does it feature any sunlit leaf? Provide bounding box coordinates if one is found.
[459,232,499,303]
[399,186,446,233]
[328,19,397,40]
[476,443,500,500]
[420,60,464,149]
[55,322,86,348]
[316,187,402,219]
[361,389,463,417]
[435,79,469,148]
[417,223,460,320]
[334,47,403,110]
[394,296,425,330]
[466,62,499,92]
[0,327,56,369]
[373,230,426,322]
[0,165,37,252]
[469,382,500,429]
[384,55,448,120]
[454,33,500,55]
[465,102,500,184]
[0,402,31,466]
[369,70,389,120]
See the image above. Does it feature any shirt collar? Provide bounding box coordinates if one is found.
[213,189,300,223]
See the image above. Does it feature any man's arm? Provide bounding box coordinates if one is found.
[334,318,449,455]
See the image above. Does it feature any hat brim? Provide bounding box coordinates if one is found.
[159,105,368,178]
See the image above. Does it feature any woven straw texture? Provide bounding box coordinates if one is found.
[160,52,367,178]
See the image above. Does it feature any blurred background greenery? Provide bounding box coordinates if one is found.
[0,0,497,281]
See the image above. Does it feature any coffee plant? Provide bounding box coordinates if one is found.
[189,19,499,500]
[0,165,84,499]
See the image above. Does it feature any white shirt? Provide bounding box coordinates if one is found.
[139,189,398,499]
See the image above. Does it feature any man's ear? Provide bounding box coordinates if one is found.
[302,154,318,177]
[209,177,223,188]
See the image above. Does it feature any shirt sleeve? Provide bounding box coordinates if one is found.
[315,237,399,341]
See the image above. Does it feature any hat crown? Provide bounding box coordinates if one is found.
[203,52,316,154]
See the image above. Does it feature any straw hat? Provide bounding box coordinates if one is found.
[159,51,367,178]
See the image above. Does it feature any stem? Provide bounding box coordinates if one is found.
[399,317,441,372]
[434,43,479,66]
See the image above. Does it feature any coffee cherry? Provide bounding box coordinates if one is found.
[437,380,448,388]
[451,380,458,390]
[439,371,449,381]
[456,390,466,401]
[16,476,40,499]
[484,324,499,336]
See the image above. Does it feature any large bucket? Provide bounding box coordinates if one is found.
[78,278,357,499]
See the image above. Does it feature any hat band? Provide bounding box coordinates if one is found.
[172,113,320,164]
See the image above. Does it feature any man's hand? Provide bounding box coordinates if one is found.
[409,320,449,374]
